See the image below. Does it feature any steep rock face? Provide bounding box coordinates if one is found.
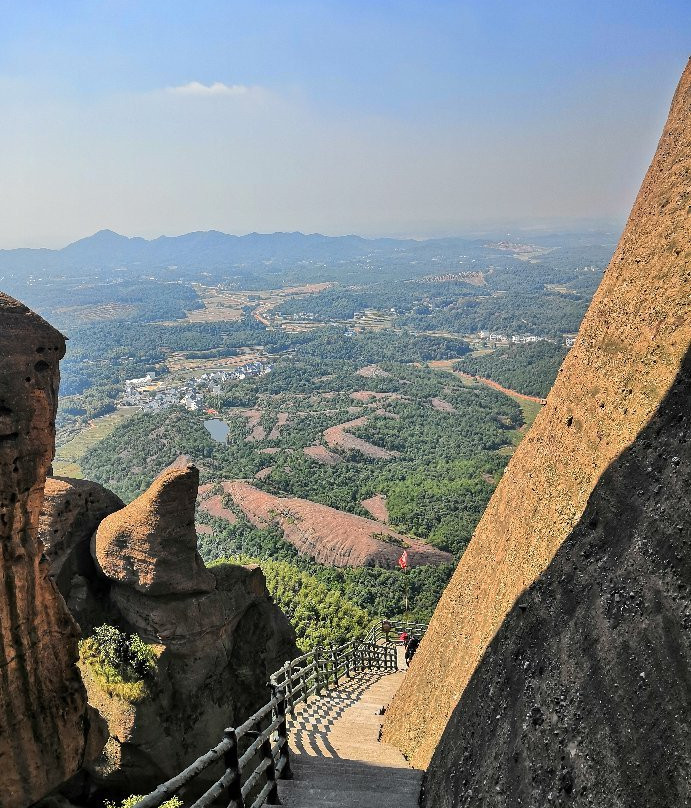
[423,345,691,807]
[382,60,691,771]
[84,465,299,793]
[0,294,96,808]
[39,477,124,631]
[93,464,215,595]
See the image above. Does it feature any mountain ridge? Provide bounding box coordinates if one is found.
[0,229,420,274]
[0,227,618,277]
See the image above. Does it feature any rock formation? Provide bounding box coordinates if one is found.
[423,341,691,807]
[81,464,299,794]
[382,55,691,795]
[39,477,124,631]
[93,464,215,595]
[0,294,100,808]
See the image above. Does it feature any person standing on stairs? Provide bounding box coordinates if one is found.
[404,635,419,667]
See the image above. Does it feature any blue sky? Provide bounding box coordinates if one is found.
[0,1,689,246]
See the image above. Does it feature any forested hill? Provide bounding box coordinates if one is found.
[456,341,568,398]
[0,230,414,274]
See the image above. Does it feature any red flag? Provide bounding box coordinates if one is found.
[398,550,408,570]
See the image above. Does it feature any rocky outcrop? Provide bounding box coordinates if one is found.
[93,464,215,595]
[0,295,99,808]
[39,477,124,632]
[382,56,691,781]
[422,345,691,807]
[83,465,299,794]
[199,480,453,568]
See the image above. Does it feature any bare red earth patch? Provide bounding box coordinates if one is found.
[220,481,452,568]
[431,397,457,413]
[303,445,342,465]
[197,493,238,524]
[268,412,290,440]
[324,417,399,460]
[361,494,389,523]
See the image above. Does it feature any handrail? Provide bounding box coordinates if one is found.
[365,617,428,645]
[131,618,417,808]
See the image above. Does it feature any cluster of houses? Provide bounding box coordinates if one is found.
[120,361,272,412]
[476,331,552,344]
[474,331,578,347]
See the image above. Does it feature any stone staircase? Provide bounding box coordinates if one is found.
[278,648,422,807]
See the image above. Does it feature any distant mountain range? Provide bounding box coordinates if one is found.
[0,229,421,275]
[0,228,621,286]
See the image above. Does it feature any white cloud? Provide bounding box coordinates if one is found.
[166,81,255,97]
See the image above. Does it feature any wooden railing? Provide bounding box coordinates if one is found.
[131,634,399,808]
[365,618,428,645]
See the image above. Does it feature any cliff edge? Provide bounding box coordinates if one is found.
[0,294,99,808]
[382,56,691,784]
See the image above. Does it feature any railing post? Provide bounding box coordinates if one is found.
[345,644,351,678]
[301,660,308,704]
[315,647,323,696]
[331,645,339,686]
[284,660,295,718]
[272,685,293,782]
[324,647,331,690]
[223,727,245,808]
[261,728,280,805]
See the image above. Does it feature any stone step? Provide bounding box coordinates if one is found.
[281,777,420,794]
[278,669,420,807]
[289,759,419,778]
[282,769,422,790]
[278,786,420,808]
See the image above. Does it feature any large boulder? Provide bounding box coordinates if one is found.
[93,464,215,595]
[39,476,124,631]
[382,55,691,791]
[82,464,299,794]
[0,294,102,808]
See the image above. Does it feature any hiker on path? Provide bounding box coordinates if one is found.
[404,635,419,667]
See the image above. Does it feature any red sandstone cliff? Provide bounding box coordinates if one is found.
[0,294,100,808]
[82,464,299,794]
[382,57,691,787]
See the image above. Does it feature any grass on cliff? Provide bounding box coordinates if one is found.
[79,624,161,703]
[106,797,182,808]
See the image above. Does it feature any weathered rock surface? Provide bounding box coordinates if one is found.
[93,464,215,595]
[39,477,123,631]
[0,294,98,808]
[423,342,691,807]
[383,56,691,781]
[84,465,299,793]
[198,480,453,568]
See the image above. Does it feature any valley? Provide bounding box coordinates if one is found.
[8,228,615,628]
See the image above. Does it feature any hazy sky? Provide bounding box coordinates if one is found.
[0,1,689,248]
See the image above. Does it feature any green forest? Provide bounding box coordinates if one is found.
[41,230,612,647]
[457,341,568,397]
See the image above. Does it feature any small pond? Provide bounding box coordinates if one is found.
[204,418,229,443]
